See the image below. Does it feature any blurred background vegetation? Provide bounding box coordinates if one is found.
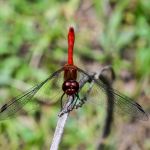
[0,0,150,149]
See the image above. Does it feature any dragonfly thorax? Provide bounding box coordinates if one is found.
[62,80,79,95]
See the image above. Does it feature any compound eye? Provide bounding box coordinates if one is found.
[62,80,71,91]
[66,89,76,95]
[71,81,79,91]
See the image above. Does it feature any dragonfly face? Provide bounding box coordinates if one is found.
[62,80,79,95]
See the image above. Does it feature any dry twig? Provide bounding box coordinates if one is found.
[50,96,73,150]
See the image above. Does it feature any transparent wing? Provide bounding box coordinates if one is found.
[0,68,64,121]
[77,68,148,121]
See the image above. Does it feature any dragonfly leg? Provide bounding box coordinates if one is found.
[73,93,86,109]
[60,91,66,111]
[67,95,75,111]
[58,95,74,117]
[68,94,79,111]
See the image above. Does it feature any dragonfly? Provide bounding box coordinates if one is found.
[0,27,148,121]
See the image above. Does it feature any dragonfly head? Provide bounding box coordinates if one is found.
[62,80,79,95]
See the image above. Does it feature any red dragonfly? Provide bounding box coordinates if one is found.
[0,28,148,121]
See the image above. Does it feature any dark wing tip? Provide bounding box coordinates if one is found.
[0,104,8,113]
[135,102,149,121]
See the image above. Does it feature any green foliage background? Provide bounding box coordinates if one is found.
[0,0,150,150]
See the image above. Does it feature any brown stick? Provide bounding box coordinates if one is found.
[50,96,73,150]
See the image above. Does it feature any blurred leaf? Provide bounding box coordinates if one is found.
[116,29,135,51]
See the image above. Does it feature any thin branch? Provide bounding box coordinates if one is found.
[50,96,73,150]
[78,72,96,90]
